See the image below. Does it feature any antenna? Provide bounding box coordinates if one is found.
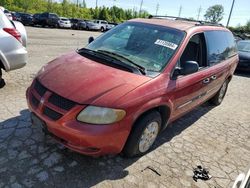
[156,3,159,16]
[178,5,182,17]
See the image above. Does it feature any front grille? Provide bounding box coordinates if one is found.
[34,79,47,96]
[31,94,39,108]
[48,93,76,111]
[43,107,63,121]
[31,79,77,121]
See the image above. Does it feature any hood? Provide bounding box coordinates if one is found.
[37,52,151,106]
[239,51,250,61]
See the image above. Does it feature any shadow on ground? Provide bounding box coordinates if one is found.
[0,104,214,187]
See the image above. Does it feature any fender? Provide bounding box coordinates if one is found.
[131,96,174,129]
[0,51,10,71]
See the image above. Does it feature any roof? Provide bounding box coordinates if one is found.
[129,18,223,31]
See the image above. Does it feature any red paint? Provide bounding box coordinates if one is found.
[26,20,238,156]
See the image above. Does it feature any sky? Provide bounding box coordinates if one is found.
[69,0,250,27]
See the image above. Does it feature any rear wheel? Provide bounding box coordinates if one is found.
[86,26,89,31]
[101,27,105,32]
[123,111,161,157]
[209,80,229,106]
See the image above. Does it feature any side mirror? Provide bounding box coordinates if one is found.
[173,61,199,79]
[88,36,94,44]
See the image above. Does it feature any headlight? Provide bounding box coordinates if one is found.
[77,106,126,124]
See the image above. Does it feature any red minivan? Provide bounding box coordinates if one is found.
[26,17,238,157]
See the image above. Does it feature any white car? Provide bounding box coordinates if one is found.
[233,169,250,188]
[0,6,13,20]
[58,17,71,28]
[0,9,28,88]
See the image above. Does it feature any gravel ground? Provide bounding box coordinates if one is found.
[0,27,250,188]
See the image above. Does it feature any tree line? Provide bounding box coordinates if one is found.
[0,0,149,23]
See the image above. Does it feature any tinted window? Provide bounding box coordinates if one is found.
[205,31,237,65]
[49,14,58,19]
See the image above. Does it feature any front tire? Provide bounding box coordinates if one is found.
[123,111,162,157]
[209,80,229,106]
[0,69,6,89]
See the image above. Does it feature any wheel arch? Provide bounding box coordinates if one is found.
[132,105,171,131]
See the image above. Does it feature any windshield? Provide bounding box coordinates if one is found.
[238,41,250,52]
[86,22,185,73]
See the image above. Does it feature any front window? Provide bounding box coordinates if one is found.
[238,41,250,52]
[86,22,184,74]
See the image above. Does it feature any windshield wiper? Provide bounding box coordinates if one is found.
[77,48,144,75]
[97,50,146,75]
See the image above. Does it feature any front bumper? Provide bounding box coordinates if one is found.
[26,85,130,156]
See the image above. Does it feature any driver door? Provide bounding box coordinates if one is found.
[171,33,212,120]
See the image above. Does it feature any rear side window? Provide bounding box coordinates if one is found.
[226,32,238,57]
[205,31,237,66]
[0,10,13,28]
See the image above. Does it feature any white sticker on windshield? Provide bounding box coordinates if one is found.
[154,39,178,50]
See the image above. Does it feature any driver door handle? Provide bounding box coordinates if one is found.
[203,78,210,84]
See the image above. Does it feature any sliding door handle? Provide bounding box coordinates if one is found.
[203,78,210,84]
[211,75,217,80]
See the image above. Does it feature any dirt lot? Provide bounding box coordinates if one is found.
[0,27,250,188]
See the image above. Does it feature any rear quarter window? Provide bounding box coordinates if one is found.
[205,30,237,66]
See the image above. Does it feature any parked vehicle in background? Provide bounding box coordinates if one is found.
[11,12,18,21]
[0,6,13,20]
[19,13,33,26]
[70,18,82,30]
[58,17,71,29]
[237,40,250,71]
[0,9,27,88]
[106,22,117,31]
[35,12,59,28]
[26,16,238,157]
[32,13,41,26]
[86,20,108,32]
[78,20,87,30]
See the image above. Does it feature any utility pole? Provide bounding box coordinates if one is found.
[96,0,98,8]
[227,0,235,27]
[178,5,182,17]
[76,0,79,7]
[139,0,143,17]
[197,6,202,20]
[156,3,159,16]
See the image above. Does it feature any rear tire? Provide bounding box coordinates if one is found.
[101,27,105,32]
[122,111,162,157]
[209,80,229,106]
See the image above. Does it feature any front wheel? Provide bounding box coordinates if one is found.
[209,80,229,106]
[122,111,161,157]
[0,69,6,89]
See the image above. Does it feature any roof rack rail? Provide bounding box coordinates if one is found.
[148,15,224,27]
